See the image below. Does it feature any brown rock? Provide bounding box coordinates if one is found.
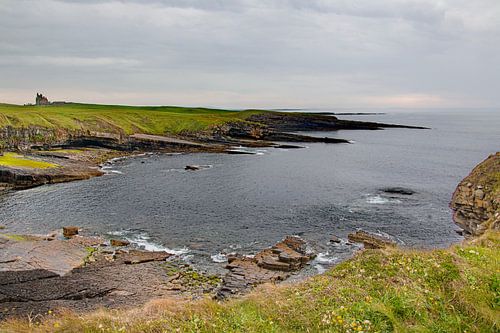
[347,230,396,249]
[63,226,79,238]
[121,250,170,264]
[450,152,499,236]
[216,236,315,299]
[474,189,485,200]
[110,239,130,247]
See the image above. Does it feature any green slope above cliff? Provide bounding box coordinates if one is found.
[0,103,263,135]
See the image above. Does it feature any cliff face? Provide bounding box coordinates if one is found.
[450,152,500,236]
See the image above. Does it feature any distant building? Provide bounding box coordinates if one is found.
[35,93,49,105]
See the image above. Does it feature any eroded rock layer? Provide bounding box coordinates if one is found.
[450,152,500,236]
[216,236,315,299]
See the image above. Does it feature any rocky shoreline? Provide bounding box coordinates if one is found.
[0,226,402,320]
[0,228,320,320]
[0,112,427,190]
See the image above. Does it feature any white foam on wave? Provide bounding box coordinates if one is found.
[105,170,123,175]
[366,195,401,204]
[315,264,327,274]
[313,252,339,273]
[210,253,227,263]
[315,252,338,264]
[108,230,189,255]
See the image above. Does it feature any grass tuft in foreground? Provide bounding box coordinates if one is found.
[0,152,58,169]
[1,231,498,332]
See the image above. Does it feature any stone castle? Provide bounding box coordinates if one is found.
[35,93,49,106]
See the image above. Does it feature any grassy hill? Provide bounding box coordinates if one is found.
[0,103,263,135]
[2,231,498,332]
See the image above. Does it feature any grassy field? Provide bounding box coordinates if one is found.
[0,152,58,169]
[0,103,263,136]
[2,231,498,332]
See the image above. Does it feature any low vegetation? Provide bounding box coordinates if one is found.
[2,231,498,332]
[0,103,263,136]
[0,152,58,169]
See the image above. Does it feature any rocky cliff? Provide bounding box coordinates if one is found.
[450,152,500,236]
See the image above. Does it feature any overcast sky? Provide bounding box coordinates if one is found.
[1,0,499,108]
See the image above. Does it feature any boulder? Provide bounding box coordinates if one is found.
[63,226,79,238]
[185,165,201,171]
[110,239,130,247]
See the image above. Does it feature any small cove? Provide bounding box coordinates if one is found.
[1,109,499,275]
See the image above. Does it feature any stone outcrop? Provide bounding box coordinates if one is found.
[0,159,104,190]
[216,236,315,299]
[63,226,79,238]
[246,113,429,132]
[348,230,397,249]
[450,152,500,236]
[110,239,130,247]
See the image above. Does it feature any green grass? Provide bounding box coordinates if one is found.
[0,152,58,169]
[0,103,264,136]
[2,231,498,332]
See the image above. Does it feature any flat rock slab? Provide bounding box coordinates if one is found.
[0,256,177,320]
[0,241,182,321]
[0,235,90,276]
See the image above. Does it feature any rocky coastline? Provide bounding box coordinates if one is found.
[0,112,427,190]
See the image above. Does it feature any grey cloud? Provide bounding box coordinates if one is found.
[0,0,499,107]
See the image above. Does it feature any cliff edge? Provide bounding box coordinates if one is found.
[450,152,500,236]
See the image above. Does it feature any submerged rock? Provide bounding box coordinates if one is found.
[329,235,342,243]
[450,152,499,236]
[216,236,315,299]
[381,187,415,195]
